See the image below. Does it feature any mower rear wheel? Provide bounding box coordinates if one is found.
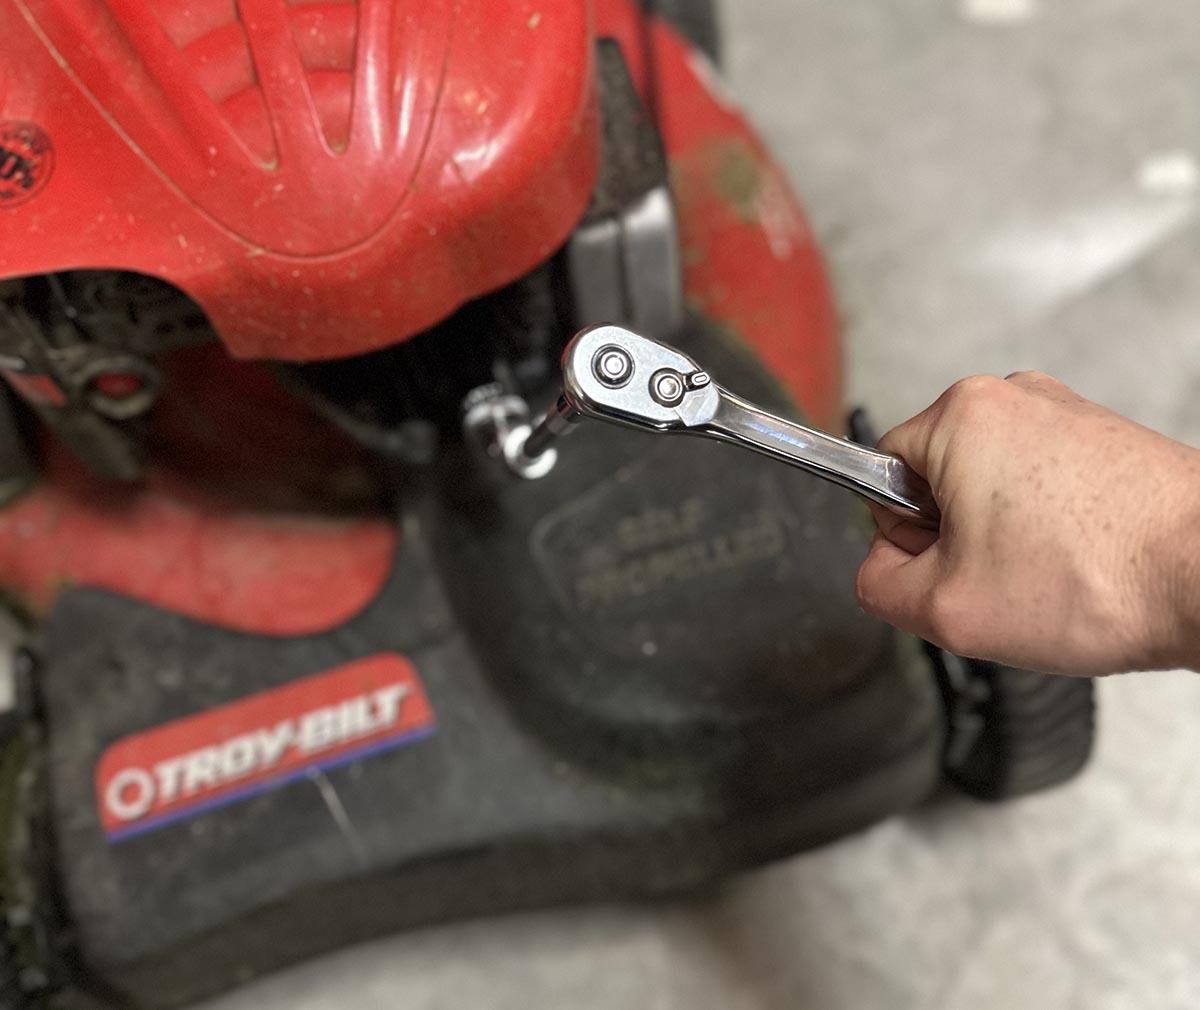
[644,0,722,66]
[933,652,1095,800]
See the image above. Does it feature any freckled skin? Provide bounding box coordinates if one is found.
[855,371,1200,676]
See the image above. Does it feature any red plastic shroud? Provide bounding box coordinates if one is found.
[0,0,599,360]
[0,5,842,636]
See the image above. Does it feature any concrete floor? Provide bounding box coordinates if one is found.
[198,1,1197,1007]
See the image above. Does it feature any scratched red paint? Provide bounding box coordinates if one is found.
[0,346,394,635]
[652,19,844,430]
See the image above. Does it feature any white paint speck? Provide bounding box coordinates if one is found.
[961,0,1037,25]
[1137,151,1200,198]
[641,641,658,657]
[310,771,367,865]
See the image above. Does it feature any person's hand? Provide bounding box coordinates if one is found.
[855,372,1200,676]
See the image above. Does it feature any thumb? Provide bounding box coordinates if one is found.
[855,531,943,638]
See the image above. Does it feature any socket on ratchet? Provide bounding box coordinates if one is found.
[512,325,941,529]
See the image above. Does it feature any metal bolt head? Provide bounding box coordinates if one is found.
[503,425,558,480]
[651,369,685,407]
[593,345,634,388]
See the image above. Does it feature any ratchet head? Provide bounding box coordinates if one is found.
[561,325,721,432]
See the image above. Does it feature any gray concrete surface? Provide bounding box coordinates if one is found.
[200,1,1197,1007]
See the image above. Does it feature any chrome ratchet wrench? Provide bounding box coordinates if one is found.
[515,325,941,529]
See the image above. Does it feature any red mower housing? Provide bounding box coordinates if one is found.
[0,9,1099,1010]
[0,1,845,630]
[0,0,599,360]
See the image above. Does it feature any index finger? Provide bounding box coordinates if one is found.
[868,501,940,556]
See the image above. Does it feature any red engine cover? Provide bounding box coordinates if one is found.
[0,0,599,359]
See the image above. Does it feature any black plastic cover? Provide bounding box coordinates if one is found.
[39,320,941,1008]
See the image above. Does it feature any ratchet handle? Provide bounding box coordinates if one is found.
[706,390,941,529]
[525,325,941,529]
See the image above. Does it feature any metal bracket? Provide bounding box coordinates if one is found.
[567,40,684,338]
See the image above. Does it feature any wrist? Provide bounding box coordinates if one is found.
[1146,449,1200,671]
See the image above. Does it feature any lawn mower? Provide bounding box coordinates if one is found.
[0,1,1094,1006]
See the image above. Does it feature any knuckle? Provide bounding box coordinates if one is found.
[1005,369,1080,403]
[1004,369,1052,385]
[946,373,1005,403]
[941,374,1009,424]
[875,425,905,457]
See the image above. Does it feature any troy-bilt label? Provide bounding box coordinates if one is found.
[96,654,435,842]
[0,122,54,209]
